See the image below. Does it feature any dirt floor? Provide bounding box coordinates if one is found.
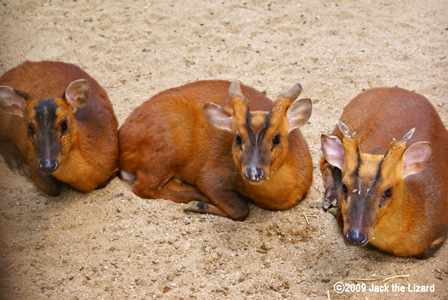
[0,0,447,299]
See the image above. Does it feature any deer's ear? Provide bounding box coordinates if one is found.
[0,85,28,117]
[321,134,344,169]
[64,79,90,112]
[287,98,312,132]
[403,142,431,178]
[204,102,233,132]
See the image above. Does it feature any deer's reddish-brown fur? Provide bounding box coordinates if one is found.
[0,61,118,195]
[119,80,313,220]
[320,87,448,258]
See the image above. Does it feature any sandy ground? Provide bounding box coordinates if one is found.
[0,0,447,299]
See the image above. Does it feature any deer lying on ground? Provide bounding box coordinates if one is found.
[0,61,118,195]
[119,80,313,220]
[321,87,448,258]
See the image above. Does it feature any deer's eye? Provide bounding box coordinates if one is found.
[27,123,35,134]
[383,187,393,198]
[60,120,68,133]
[379,187,393,208]
[235,134,242,149]
[341,183,348,194]
[341,183,349,204]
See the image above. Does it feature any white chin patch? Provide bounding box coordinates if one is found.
[120,170,136,182]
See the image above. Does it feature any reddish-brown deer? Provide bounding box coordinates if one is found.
[119,80,313,220]
[320,87,448,258]
[0,61,118,196]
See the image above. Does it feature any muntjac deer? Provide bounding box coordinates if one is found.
[320,87,448,258]
[119,80,313,220]
[0,61,119,196]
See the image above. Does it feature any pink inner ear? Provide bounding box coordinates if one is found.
[0,86,26,117]
[287,98,312,131]
[322,135,344,169]
[204,103,233,132]
[71,96,83,108]
[403,142,431,178]
[65,79,90,111]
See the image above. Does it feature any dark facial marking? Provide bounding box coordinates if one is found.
[31,99,62,165]
[258,111,271,145]
[372,157,385,185]
[245,108,255,144]
[354,146,361,178]
[245,109,271,146]
[348,145,362,188]
[33,99,59,129]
